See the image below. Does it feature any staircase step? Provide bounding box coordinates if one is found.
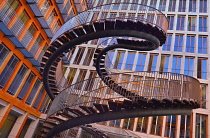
[65,108,85,116]
[83,24,95,34]
[73,27,86,36]
[93,103,109,113]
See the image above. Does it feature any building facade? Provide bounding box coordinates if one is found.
[59,0,210,137]
[0,0,209,138]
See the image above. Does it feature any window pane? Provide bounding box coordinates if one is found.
[0,55,19,87]
[184,57,194,76]
[187,16,196,31]
[0,43,10,65]
[125,52,135,70]
[176,16,185,30]
[73,47,85,64]
[26,79,41,105]
[186,35,195,53]
[198,36,207,54]
[33,86,45,109]
[167,16,174,30]
[197,58,207,79]
[172,56,181,73]
[168,0,176,12]
[180,115,191,137]
[189,0,196,12]
[135,53,146,71]
[17,72,35,100]
[160,55,169,72]
[174,34,183,52]
[83,48,95,66]
[162,34,172,51]
[148,54,158,72]
[178,0,186,12]
[123,118,135,130]
[158,0,166,11]
[165,115,176,137]
[113,50,125,69]
[199,0,207,13]
[199,16,207,32]
[8,64,28,95]
[136,117,148,132]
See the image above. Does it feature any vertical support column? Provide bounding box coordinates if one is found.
[176,115,181,138]
[133,118,138,132]
[161,116,166,137]
[147,117,152,134]
[191,112,196,138]
[8,113,28,138]
[24,118,39,138]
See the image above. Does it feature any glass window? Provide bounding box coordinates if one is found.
[125,51,135,70]
[162,34,172,51]
[165,115,176,137]
[176,16,185,30]
[0,43,10,65]
[150,116,162,135]
[172,56,182,73]
[121,2,129,10]
[150,0,157,8]
[196,114,207,137]
[113,50,125,69]
[26,79,41,105]
[83,48,95,66]
[84,71,97,91]
[28,23,37,36]
[123,118,135,130]
[135,53,146,71]
[159,55,170,72]
[39,95,51,113]
[130,1,138,10]
[167,15,174,30]
[7,64,28,95]
[107,50,115,68]
[198,36,207,54]
[186,35,195,53]
[189,0,196,12]
[180,115,191,138]
[200,84,207,108]
[109,119,121,127]
[158,0,166,11]
[8,0,20,10]
[17,72,35,100]
[187,16,196,31]
[36,34,44,45]
[74,69,87,90]
[136,117,148,132]
[199,16,207,32]
[73,47,85,65]
[147,54,158,72]
[178,0,186,12]
[168,0,176,12]
[33,86,45,109]
[19,10,30,24]
[184,57,194,76]
[174,34,183,52]
[199,0,207,13]
[0,114,17,138]
[0,55,19,88]
[67,68,77,85]
[197,58,207,79]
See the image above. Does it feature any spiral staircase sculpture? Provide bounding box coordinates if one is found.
[40,3,201,137]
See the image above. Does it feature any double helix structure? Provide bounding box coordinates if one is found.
[40,3,201,137]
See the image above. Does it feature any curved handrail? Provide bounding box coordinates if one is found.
[51,3,169,42]
[47,71,200,117]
